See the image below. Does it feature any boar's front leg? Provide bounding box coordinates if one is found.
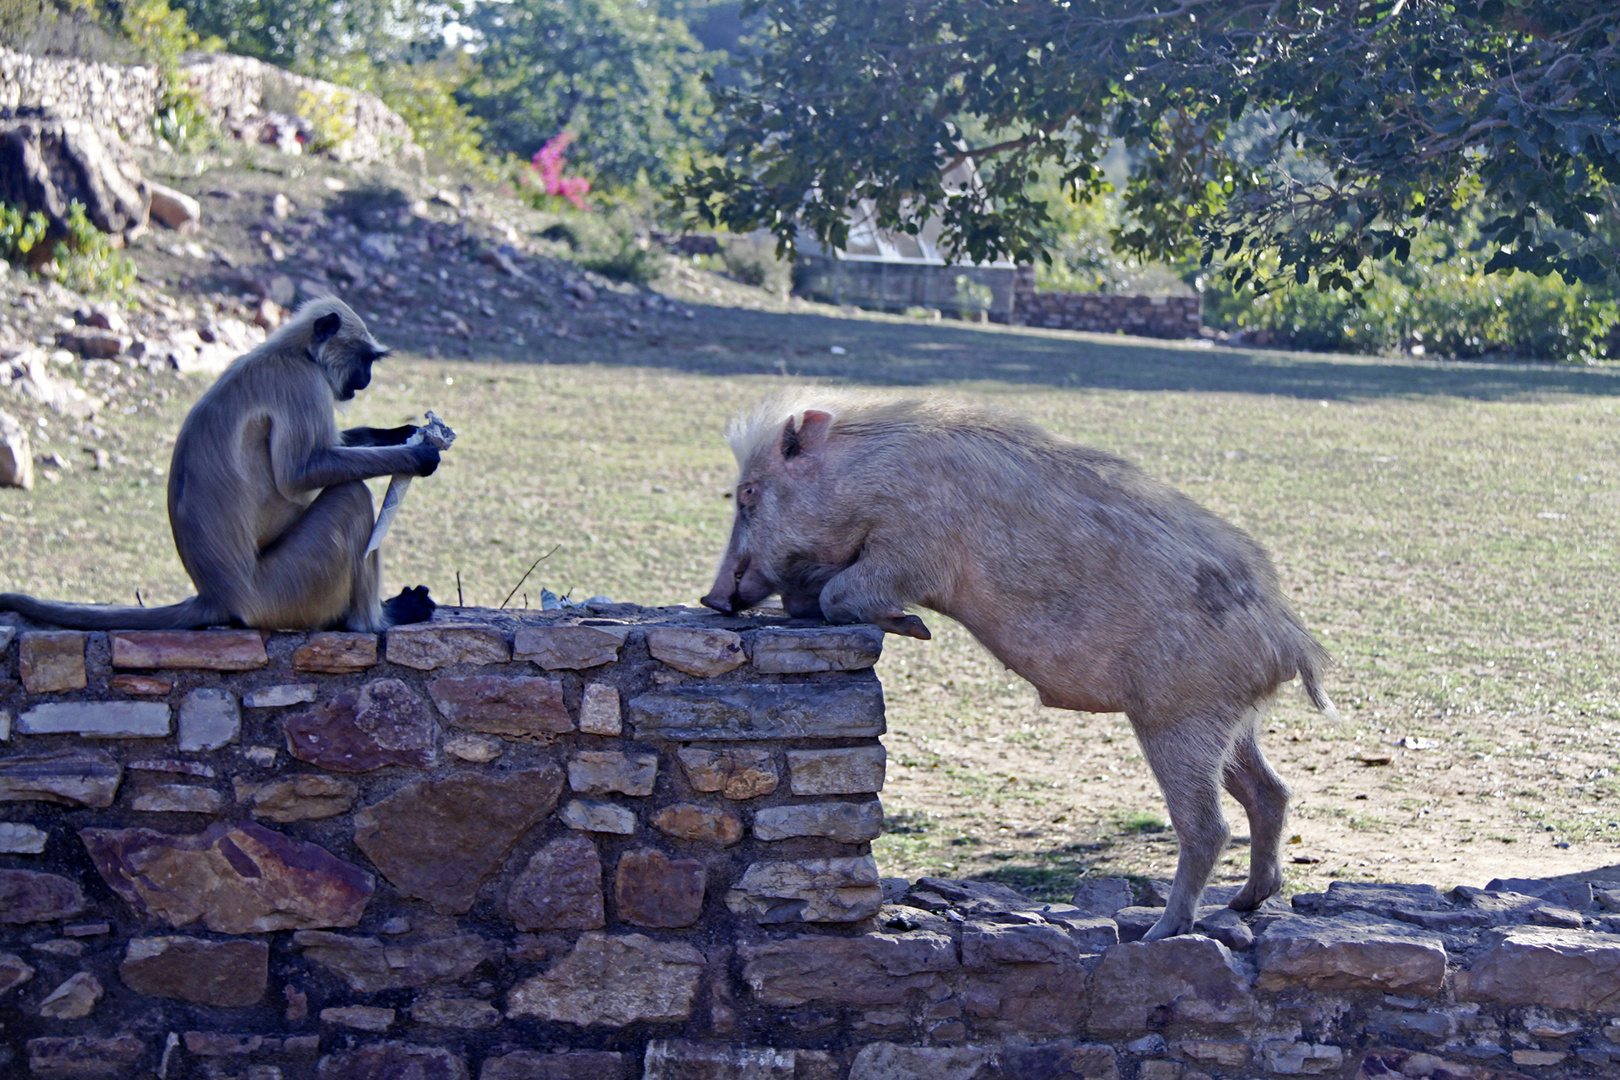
[1131,710,1242,941]
[818,559,932,639]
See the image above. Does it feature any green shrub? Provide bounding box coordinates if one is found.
[721,233,790,293]
[313,55,489,174]
[1206,231,1619,362]
[580,231,662,284]
[2,200,136,297]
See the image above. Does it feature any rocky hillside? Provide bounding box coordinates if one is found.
[0,112,794,492]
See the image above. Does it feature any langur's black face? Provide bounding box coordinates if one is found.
[338,343,389,400]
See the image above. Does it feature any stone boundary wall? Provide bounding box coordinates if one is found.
[0,46,418,166]
[1010,267,1203,339]
[0,48,161,147]
[1,607,1619,1080]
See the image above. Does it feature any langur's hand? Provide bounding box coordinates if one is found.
[410,443,441,477]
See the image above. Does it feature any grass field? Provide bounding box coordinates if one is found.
[6,298,1620,899]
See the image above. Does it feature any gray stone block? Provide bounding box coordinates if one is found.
[630,682,885,740]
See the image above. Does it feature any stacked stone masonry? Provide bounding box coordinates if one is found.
[1,46,418,166]
[1009,268,1203,339]
[1,607,1619,1080]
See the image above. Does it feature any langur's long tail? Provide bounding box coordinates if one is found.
[0,593,226,630]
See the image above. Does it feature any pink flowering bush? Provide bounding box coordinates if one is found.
[531,133,591,210]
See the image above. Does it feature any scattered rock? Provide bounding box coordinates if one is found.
[147,182,201,232]
[0,407,34,489]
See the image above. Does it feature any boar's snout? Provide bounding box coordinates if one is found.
[702,552,776,615]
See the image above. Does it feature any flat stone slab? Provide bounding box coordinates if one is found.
[291,632,378,673]
[507,834,606,931]
[0,749,122,807]
[1256,914,1448,995]
[284,679,437,772]
[506,932,705,1027]
[748,626,883,673]
[568,750,657,796]
[242,683,318,708]
[80,821,373,933]
[1457,925,1620,1011]
[740,929,957,1007]
[630,682,885,741]
[645,627,745,676]
[110,630,267,670]
[177,688,238,751]
[426,674,570,738]
[1089,935,1255,1033]
[514,625,626,669]
[353,767,563,914]
[787,746,887,794]
[19,701,171,738]
[385,624,510,669]
[677,747,778,799]
[753,800,883,843]
[0,822,48,854]
[119,936,268,1007]
[19,631,87,693]
[726,856,884,924]
[294,930,492,992]
[0,869,86,923]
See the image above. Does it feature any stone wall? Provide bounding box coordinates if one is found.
[1010,268,1204,339]
[0,48,160,146]
[2,607,1620,1080]
[0,46,419,166]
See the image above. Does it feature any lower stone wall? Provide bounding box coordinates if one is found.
[1010,267,1204,339]
[2,607,1619,1080]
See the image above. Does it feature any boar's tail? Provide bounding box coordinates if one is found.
[1295,637,1341,723]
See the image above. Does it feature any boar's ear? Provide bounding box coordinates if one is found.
[781,410,833,461]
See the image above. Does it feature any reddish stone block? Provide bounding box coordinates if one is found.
[426,674,570,738]
[514,625,626,670]
[109,675,172,696]
[651,804,743,847]
[20,631,87,693]
[385,624,509,670]
[508,834,606,931]
[615,848,706,928]
[110,630,267,671]
[284,679,437,772]
[292,632,378,673]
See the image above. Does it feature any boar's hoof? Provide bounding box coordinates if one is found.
[874,612,931,640]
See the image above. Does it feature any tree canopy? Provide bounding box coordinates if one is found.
[461,0,715,188]
[676,0,1620,292]
[169,0,451,67]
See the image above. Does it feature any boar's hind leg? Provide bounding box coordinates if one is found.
[819,562,932,639]
[1222,710,1291,912]
[1132,715,1238,941]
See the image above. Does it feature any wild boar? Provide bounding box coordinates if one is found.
[702,394,1336,940]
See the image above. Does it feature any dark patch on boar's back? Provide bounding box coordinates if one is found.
[1193,564,1259,626]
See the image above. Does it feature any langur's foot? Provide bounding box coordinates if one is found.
[383,585,436,625]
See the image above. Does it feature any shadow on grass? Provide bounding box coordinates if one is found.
[446,302,1620,402]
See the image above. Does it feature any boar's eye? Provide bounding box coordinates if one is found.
[737,482,760,509]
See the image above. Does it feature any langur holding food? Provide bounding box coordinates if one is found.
[1,298,442,632]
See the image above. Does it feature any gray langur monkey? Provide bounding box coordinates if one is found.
[0,298,440,632]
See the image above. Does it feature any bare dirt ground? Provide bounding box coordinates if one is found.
[5,144,1619,905]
